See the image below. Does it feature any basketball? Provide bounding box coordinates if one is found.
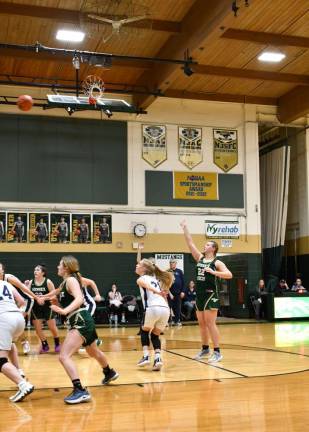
[17,94,33,111]
[88,96,97,106]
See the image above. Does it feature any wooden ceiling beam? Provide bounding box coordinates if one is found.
[278,86,309,123]
[221,28,309,48]
[192,64,309,85]
[0,48,150,69]
[0,2,180,33]
[164,89,277,106]
[133,0,232,109]
[3,47,308,85]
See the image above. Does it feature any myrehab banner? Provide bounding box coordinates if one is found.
[205,221,240,238]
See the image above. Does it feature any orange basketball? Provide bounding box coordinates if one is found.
[17,95,33,111]
[88,96,96,105]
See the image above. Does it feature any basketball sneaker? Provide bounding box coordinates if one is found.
[9,380,34,403]
[152,357,163,371]
[54,345,61,353]
[39,345,49,354]
[21,340,31,355]
[102,368,119,385]
[194,348,210,360]
[137,355,150,367]
[64,388,91,404]
[207,351,223,363]
[78,347,86,354]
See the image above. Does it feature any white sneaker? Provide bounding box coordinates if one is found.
[9,381,34,402]
[152,357,163,371]
[21,341,31,355]
[194,348,210,360]
[207,351,223,363]
[137,355,150,367]
[78,348,86,354]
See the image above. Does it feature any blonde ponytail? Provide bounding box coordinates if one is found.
[140,259,173,293]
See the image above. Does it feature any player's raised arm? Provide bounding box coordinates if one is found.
[180,220,203,262]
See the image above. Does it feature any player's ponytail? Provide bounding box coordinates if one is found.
[153,265,173,293]
[61,255,83,286]
[141,259,173,293]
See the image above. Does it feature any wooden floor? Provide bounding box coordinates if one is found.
[1,321,309,431]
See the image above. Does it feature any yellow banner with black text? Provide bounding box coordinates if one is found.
[173,172,218,200]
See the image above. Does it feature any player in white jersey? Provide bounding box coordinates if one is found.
[0,280,35,402]
[0,263,41,356]
[136,259,173,371]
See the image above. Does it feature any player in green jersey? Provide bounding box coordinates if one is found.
[42,255,119,404]
[180,220,232,363]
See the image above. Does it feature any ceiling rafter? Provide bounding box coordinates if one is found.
[192,64,309,85]
[133,0,232,109]
[0,1,180,34]
[2,47,308,86]
[221,28,309,48]
[164,89,277,106]
[278,86,309,123]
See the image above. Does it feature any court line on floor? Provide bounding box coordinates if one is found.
[163,348,249,378]
[217,343,309,358]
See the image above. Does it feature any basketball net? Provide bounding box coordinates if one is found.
[82,75,105,105]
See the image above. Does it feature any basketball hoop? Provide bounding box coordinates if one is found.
[82,75,105,104]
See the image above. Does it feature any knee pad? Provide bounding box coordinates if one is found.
[150,333,161,350]
[141,329,150,347]
[0,357,8,372]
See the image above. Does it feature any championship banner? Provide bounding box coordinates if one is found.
[93,215,112,244]
[7,212,27,243]
[213,129,238,172]
[173,172,218,200]
[29,213,49,243]
[72,214,91,244]
[50,213,71,244]
[178,126,202,169]
[155,254,184,272]
[142,124,167,168]
[0,212,6,242]
[205,221,240,238]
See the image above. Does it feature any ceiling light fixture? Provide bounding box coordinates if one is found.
[258,52,286,63]
[56,30,85,43]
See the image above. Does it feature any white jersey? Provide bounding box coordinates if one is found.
[139,275,168,309]
[0,280,20,314]
[3,273,13,282]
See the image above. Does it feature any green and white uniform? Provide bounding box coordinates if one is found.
[195,257,220,311]
[59,280,98,347]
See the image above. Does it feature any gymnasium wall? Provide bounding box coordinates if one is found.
[0,114,128,204]
[284,127,309,286]
[0,95,264,317]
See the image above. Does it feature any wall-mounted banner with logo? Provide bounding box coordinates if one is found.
[213,129,238,173]
[155,254,184,272]
[205,221,240,238]
[178,126,202,169]
[173,172,218,200]
[142,124,167,168]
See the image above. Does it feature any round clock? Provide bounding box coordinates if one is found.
[133,223,147,238]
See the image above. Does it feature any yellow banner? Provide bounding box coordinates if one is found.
[173,172,218,200]
[213,129,238,173]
